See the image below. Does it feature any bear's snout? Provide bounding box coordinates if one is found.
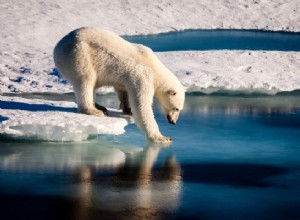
[167,115,176,125]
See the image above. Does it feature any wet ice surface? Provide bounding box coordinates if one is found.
[0,95,129,141]
[0,94,300,220]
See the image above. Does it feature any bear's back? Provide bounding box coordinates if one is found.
[54,27,159,82]
[74,28,148,63]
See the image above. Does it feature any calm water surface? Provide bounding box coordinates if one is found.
[1,94,300,220]
[124,30,300,51]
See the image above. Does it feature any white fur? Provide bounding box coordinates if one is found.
[54,27,185,143]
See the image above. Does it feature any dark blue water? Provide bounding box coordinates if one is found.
[124,30,300,51]
[1,94,300,220]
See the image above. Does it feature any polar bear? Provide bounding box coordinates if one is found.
[54,27,185,143]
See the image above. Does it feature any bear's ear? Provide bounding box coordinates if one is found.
[166,90,177,96]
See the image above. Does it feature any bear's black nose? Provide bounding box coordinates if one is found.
[167,115,176,124]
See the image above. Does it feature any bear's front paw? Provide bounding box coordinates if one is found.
[149,135,172,143]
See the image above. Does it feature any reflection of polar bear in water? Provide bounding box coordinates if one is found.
[54,27,185,143]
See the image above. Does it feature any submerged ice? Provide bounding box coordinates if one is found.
[0,141,128,172]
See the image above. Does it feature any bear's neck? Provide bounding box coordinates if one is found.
[152,62,172,90]
[153,69,178,98]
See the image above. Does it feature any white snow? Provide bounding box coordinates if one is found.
[0,95,128,141]
[0,0,300,141]
[158,51,300,94]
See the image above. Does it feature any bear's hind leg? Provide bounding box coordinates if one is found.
[115,88,132,115]
[74,83,106,117]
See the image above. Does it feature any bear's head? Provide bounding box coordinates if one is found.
[158,88,185,125]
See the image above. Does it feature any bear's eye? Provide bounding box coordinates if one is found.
[167,90,177,96]
[174,108,179,112]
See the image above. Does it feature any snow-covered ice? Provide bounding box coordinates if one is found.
[1,50,299,95]
[158,51,300,94]
[0,95,128,141]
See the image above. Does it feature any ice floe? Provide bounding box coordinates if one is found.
[0,96,128,141]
